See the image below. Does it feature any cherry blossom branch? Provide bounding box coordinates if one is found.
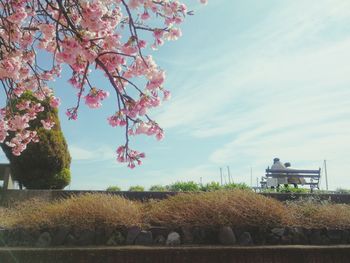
[0,0,207,166]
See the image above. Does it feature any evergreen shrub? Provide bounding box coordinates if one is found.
[1,92,71,189]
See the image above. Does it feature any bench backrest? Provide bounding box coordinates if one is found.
[265,168,321,181]
[266,168,321,175]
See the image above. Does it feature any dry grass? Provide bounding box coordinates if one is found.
[0,206,11,227]
[144,190,289,229]
[1,191,350,230]
[0,193,142,230]
[286,201,350,229]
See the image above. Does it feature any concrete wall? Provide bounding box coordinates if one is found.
[0,246,349,263]
[0,190,177,206]
[2,190,350,206]
[260,192,350,203]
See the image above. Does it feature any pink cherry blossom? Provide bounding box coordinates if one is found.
[6,8,27,23]
[163,90,171,101]
[116,145,145,168]
[41,119,55,130]
[165,28,182,41]
[0,119,8,143]
[50,97,61,109]
[66,108,78,120]
[141,11,150,20]
[108,111,127,127]
[8,115,30,131]
[84,88,109,109]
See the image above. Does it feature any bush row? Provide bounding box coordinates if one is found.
[108,182,350,194]
[1,191,350,231]
[107,181,251,192]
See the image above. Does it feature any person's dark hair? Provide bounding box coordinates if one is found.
[284,162,291,168]
[273,158,280,163]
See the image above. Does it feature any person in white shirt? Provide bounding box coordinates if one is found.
[271,158,286,170]
[269,158,287,189]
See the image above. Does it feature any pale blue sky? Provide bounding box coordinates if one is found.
[2,0,350,190]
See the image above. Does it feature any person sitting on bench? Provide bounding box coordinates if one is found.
[285,162,306,188]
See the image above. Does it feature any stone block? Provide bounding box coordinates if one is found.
[218,226,236,245]
[166,232,181,246]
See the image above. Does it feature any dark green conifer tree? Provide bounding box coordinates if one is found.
[1,92,71,189]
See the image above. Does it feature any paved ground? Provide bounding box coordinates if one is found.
[1,245,350,263]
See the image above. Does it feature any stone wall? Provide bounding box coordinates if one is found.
[1,225,350,247]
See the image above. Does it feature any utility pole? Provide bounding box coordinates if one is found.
[220,168,223,186]
[227,166,231,184]
[324,160,329,191]
[250,167,253,187]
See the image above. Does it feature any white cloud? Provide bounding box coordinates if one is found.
[155,0,350,189]
[157,36,350,135]
[69,145,116,162]
[156,0,350,130]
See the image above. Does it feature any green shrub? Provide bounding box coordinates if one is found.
[168,181,200,192]
[128,185,144,192]
[262,188,277,193]
[106,185,121,192]
[149,185,167,192]
[279,185,309,193]
[1,92,71,189]
[200,182,221,192]
[263,186,309,193]
[223,183,251,190]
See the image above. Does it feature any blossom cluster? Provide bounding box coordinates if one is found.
[116,145,145,169]
[0,0,207,167]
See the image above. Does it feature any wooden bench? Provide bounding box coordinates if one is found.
[262,167,321,192]
[0,164,14,190]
